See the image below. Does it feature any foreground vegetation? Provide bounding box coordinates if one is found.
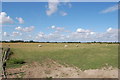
[2,43,118,70]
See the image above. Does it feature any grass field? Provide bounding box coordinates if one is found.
[2,43,118,70]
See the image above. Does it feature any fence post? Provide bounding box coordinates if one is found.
[1,48,11,79]
[0,47,2,80]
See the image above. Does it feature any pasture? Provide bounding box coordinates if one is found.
[2,43,118,70]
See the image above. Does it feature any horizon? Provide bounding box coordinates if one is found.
[1,40,119,43]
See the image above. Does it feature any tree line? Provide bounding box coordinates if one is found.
[0,40,120,44]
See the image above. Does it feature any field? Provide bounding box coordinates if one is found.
[2,43,118,78]
[2,43,118,69]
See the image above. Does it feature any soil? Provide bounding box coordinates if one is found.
[6,59,118,78]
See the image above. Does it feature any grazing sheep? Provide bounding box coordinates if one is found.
[64,45,68,47]
[38,45,42,47]
[76,44,79,47]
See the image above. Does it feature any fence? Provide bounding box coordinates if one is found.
[0,47,11,79]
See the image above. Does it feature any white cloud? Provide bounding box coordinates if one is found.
[107,27,113,32]
[46,27,117,42]
[12,32,22,36]
[51,25,56,29]
[0,12,13,24]
[46,0,59,16]
[76,28,91,33]
[46,0,72,16]
[16,17,24,24]
[56,27,64,31]
[46,33,63,41]
[36,32,45,40]
[60,11,68,16]
[35,32,66,42]
[100,4,119,13]
[49,25,65,33]
[2,31,22,37]
[3,32,9,37]
[90,27,118,41]
[37,32,45,38]
[23,26,34,32]
[15,26,23,31]
[36,27,96,42]
[3,25,118,42]
[15,26,35,32]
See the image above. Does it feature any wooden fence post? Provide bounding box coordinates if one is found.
[0,48,2,80]
[1,48,11,79]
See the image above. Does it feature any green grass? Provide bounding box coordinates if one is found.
[2,43,118,70]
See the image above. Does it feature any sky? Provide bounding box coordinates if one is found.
[0,2,119,42]
[2,0,120,2]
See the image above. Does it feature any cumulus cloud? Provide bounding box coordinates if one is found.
[76,28,91,33]
[12,32,22,36]
[36,32,45,39]
[15,26,35,32]
[46,0,72,16]
[76,28,95,35]
[35,32,47,41]
[16,17,24,24]
[35,32,66,42]
[66,27,117,42]
[46,0,59,16]
[50,25,64,31]
[35,27,118,42]
[0,12,13,24]
[92,27,118,41]
[49,25,66,33]
[46,33,64,41]
[51,25,56,29]
[100,4,119,13]
[3,26,118,42]
[107,27,113,32]
[15,26,23,31]
[2,31,22,37]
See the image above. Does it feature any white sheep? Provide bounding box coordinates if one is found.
[64,45,68,47]
[38,45,42,47]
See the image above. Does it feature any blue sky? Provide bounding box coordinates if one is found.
[1,2,119,42]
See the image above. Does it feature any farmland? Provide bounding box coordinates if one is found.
[2,43,118,70]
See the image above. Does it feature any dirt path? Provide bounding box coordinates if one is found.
[6,59,118,78]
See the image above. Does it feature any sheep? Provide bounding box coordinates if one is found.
[38,45,42,47]
[64,45,68,47]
